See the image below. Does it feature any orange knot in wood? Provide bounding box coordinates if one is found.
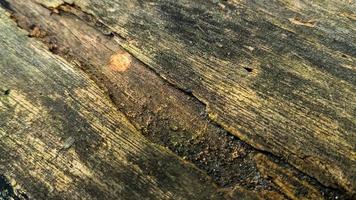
[108,52,132,72]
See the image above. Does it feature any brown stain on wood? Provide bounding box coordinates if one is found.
[108,51,132,72]
[29,26,46,38]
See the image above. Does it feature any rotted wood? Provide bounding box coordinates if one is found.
[0,7,226,199]
[30,0,355,195]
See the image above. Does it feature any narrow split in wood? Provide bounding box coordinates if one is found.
[0,0,355,199]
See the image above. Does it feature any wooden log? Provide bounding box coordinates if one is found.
[30,0,355,194]
[0,7,226,199]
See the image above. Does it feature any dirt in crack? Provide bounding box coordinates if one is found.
[3,0,351,199]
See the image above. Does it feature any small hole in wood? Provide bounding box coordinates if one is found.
[243,67,253,73]
[4,89,10,95]
[341,54,348,58]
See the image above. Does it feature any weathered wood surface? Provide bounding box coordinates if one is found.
[2,0,351,199]
[30,0,356,194]
[0,7,226,199]
[0,0,355,199]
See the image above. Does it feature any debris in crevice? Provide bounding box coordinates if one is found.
[29,26,46,38]
[2,1,351,199]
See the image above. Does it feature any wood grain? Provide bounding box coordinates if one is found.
[32,0,356,194]
[4,0,349,199]
[0,7,224,199]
